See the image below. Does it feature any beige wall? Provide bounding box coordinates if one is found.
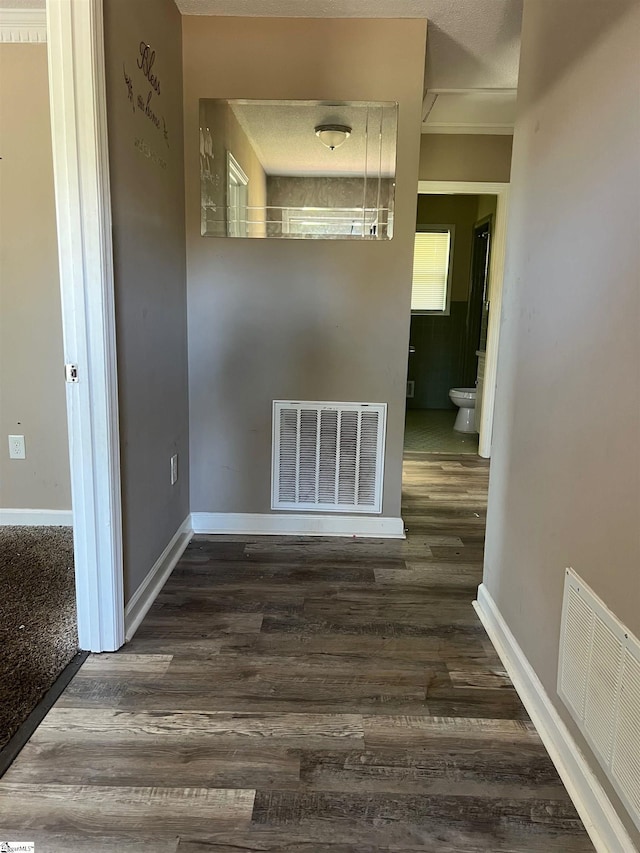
[0,45,71,512]
[227,105,267,234]
[484,0,640,842]
[200,99,267,237]
[104,0,189,602]
[184,17,426,519]
[420,134,512,183]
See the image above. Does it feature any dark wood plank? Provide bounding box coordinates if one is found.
[0,782,255,832]
[250,790,591,851]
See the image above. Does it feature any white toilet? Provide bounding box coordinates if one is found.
[449,387,477,433]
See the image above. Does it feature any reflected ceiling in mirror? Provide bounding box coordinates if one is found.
[200,99,398,240]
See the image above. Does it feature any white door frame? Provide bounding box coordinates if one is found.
[47,0,124,651]
[417,180,510,458]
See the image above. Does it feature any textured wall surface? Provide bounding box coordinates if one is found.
[484,1,640,843]
[104,0,189,602]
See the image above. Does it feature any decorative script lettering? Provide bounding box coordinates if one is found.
[123,39,169,153]
[134,137,167,170]
[137,42,161,96]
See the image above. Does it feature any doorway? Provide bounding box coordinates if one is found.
[404,193,496,455]
[410,181,510,459]
[0,36,79,762]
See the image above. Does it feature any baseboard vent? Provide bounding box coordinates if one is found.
[559,568,640,830]
[272,400,386,514]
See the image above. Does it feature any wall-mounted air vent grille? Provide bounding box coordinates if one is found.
[559,569,640,830]
[272,401,386,514]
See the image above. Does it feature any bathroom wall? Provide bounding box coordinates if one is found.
[419,134,512,183]
[104,0,189,603]
[183,16,426,520]
[0,44,71,515]
[484,0,640,842]
[408,194,479,410]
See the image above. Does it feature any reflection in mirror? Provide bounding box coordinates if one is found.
[200,99,397,240]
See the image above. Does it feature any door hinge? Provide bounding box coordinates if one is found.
[65,363,79,383]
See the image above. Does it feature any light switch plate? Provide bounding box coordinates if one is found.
[170,453,178,485]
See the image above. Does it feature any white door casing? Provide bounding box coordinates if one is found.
[47,0,124,651]
[417,180,510,459]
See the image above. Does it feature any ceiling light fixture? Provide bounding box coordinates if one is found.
[315,124,351,151]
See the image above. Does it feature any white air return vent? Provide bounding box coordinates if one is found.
[559,569,640,830]
[272,401,386,514]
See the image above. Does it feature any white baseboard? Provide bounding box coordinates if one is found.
[124,516,192,642]
[191,512,405,539]
[474,583,637,853]
[0,508,73,526]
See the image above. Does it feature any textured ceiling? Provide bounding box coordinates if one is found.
[174,0,523,89]
[2,0,522,90]
[227,101,397,177]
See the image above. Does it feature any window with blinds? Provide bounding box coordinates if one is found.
[411,228,453,313]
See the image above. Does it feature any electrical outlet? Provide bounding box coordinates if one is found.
[170,453,178,485]
[8,434,26,459]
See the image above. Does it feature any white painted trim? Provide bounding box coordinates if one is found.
[418,181,510,196]
[191,512,406,539]
[481,187,509,458]
[426,88,517,96]
[124,516,193,642]
[422,124,513,136]
[0,8,47,43]
[417,181,510,459]
[0,508,73,526]
[47,0,124,652]
[474,584,637,853]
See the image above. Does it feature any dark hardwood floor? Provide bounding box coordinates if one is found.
[0,452,594,852]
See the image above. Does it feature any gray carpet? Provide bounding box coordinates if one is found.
[0,526,77,750]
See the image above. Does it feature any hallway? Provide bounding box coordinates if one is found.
[0,453,593,851]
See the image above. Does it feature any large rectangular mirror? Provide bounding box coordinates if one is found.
[200,99,397,240]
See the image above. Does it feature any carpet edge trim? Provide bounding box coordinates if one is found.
[0,650,88,778]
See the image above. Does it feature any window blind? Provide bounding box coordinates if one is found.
[411,230,451,312]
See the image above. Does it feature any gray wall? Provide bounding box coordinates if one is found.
[484,0,640,843]
[183,17,426,519]
[0,45,70,512]
[104,0,189,602]
[408,194,479,410]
